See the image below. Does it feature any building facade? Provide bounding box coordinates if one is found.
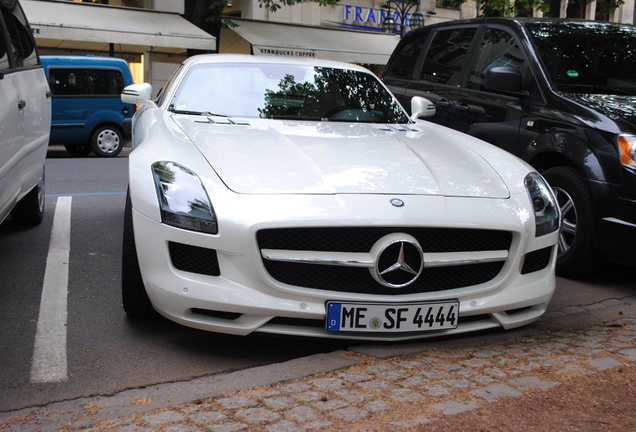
[25,0,636,88]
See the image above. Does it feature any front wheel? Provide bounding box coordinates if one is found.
[11,167,45,226]
[122,190,154,318]
[542,166,598,277]
[91,126,123,157]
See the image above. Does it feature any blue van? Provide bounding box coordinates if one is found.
[41,55,134,157]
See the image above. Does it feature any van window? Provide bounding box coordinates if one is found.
[420,27,477,85]
[0,4,37,68]
[0,19,9,72]
[91,69,126,95]
[49,68,126,96]
[467,28,527,91]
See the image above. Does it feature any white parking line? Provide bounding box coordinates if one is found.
[30,196,72,383]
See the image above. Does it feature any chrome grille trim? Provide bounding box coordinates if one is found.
[260,249,508,269]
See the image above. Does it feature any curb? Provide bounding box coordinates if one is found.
[2,298,635,431]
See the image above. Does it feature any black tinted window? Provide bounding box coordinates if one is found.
[420,27,477,85]
[49,69,125,96]
[1,3,37,68]
[527,22,636,95]
[385,33,427,79]
[90,69,125,95]
[468,28,527,91]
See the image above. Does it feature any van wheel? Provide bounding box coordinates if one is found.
[122,190,154,318]
[92,126,123,157]
[541,166,597,277]
[11,167,45,226]
[64,143,92,157]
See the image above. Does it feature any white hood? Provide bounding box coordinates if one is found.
[172,116,509,198]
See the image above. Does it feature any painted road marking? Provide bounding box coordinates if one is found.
[30,196,72,383]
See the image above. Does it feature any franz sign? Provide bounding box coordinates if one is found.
[336,4,418,32]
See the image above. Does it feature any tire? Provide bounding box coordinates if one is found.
[541,166,598,277]
[91,126,123,157]
[11,167,45,226]
[122,190,154,318]
[64,143,92,157]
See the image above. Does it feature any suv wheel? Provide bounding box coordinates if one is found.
[92,126,123,157]
[542,166,597,276]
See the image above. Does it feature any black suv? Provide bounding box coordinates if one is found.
[383,17,636,276]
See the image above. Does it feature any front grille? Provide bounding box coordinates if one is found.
[258,227,512,295]
[258,227,511,253]
[521,247,552,274]
[169,242,220,276]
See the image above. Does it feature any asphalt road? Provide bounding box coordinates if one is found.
[0,145,633,415]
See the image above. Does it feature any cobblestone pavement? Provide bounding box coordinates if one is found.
[2,298,636,432]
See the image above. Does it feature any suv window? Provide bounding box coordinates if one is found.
[383,34,427,79]
[0,4,37,68]
[526,22,636,95]
[420,28,477,85]
[49,68,126,96]
[468,28,527,91]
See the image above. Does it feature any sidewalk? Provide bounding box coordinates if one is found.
[2,297,636,432]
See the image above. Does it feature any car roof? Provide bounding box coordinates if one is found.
[180,54,372,74]
[409,16,636,32]
[40,55,130,67]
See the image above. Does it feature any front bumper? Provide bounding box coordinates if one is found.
[132,191,558,342]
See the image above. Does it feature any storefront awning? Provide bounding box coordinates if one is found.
[227,18,399,65]
[22,0,216,62]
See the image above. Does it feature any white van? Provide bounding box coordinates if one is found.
[0,0,51,225]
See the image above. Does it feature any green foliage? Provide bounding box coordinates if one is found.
[209,0,340,27]
[436,0,467,9]
[478,0,624,17]
[478,0,550,17]
[258,0,340,13]
[592,0,626,16]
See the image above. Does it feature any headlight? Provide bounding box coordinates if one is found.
[525,172,560,237]
[617,134,636,167]
[152,161,218,234]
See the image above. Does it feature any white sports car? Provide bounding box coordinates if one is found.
[121,54,560,341]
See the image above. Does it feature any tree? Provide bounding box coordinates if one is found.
[184,0,340,55]
[477,0,550,16]
[476,0,625,17]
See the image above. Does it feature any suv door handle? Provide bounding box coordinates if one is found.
[437,99,451,109]
[454,103,470,112]
[18,100,26,110]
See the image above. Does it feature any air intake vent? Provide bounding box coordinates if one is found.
[169,242,220,276]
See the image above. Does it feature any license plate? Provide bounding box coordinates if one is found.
[326,300,459,333]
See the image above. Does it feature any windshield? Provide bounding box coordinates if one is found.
[169,63,410,123]
[527,21,636,95]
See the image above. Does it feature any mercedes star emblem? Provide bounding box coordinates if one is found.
[370,234,424,288]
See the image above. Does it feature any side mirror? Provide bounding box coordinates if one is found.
[485,67,528,97]
[122,83,156,107]
[410,96,436,120]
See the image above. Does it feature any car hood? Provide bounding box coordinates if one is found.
[566,93,636,127]
[172,116,509,198]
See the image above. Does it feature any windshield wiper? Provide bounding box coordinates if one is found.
[168,106,228,117]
